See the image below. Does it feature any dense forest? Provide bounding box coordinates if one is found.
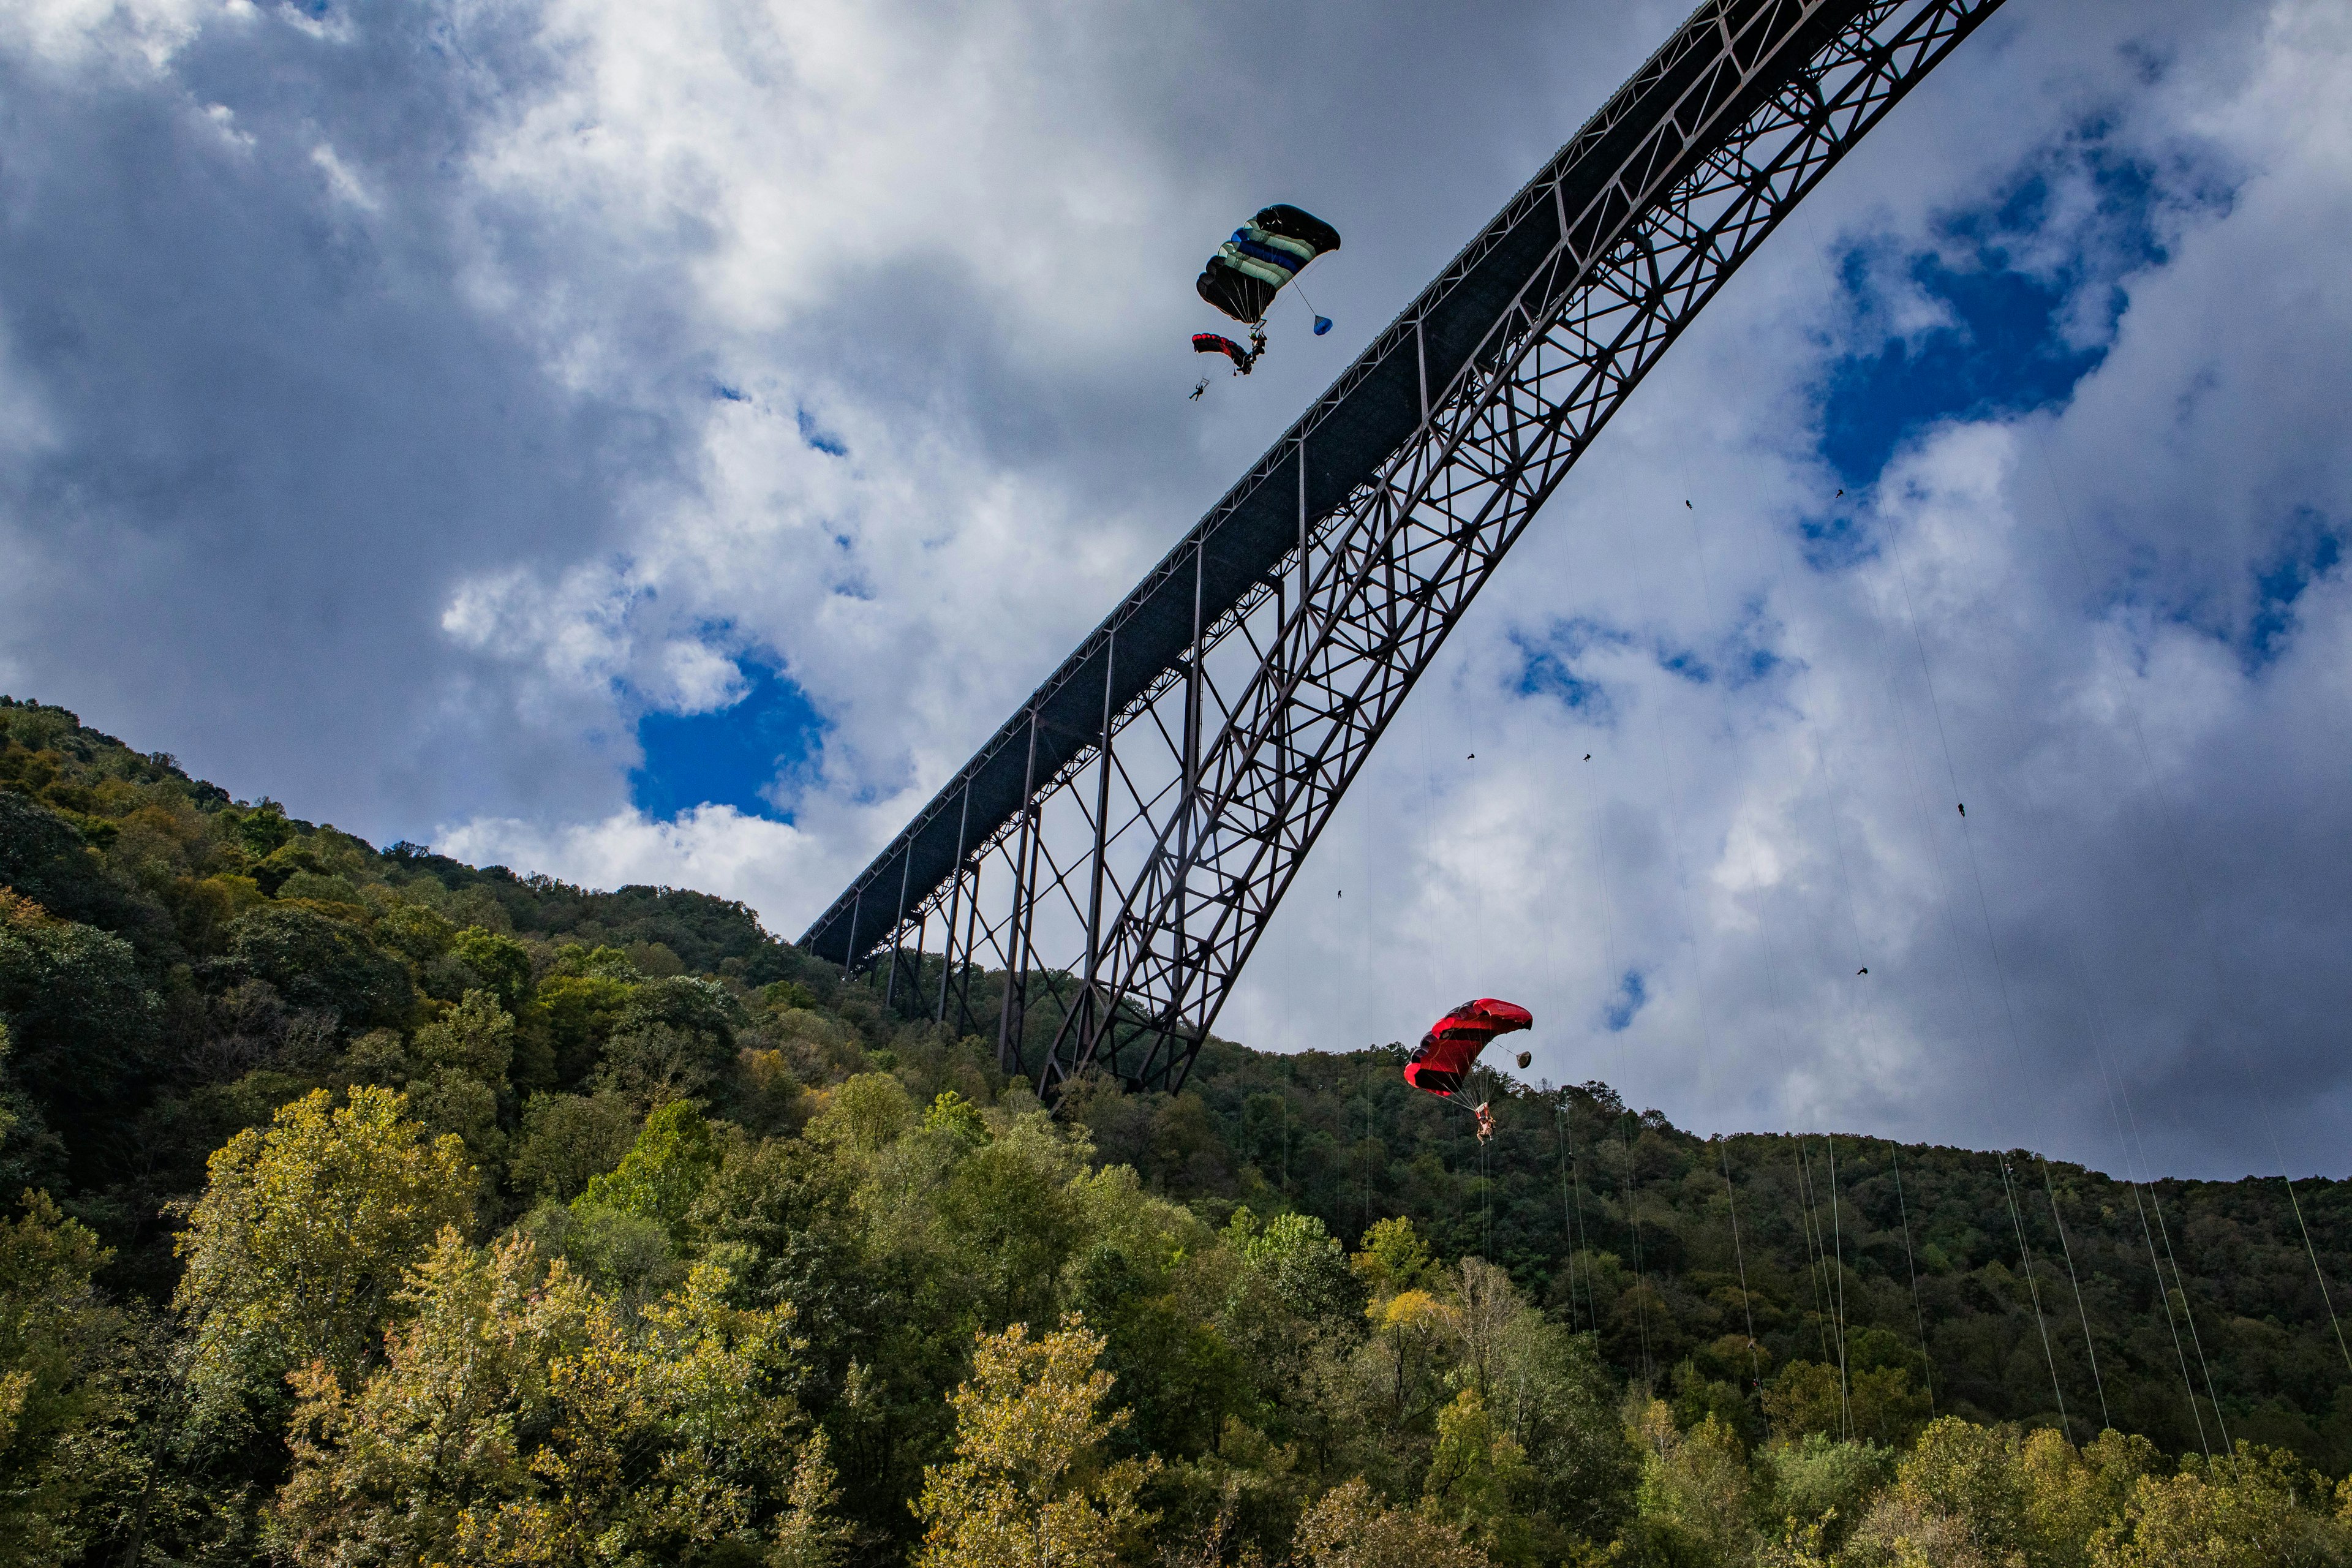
[4,692,2351,1566]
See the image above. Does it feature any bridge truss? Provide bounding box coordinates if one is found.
[801,0,2007,1094]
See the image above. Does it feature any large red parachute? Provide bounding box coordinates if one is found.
[1402,998,1533,1099]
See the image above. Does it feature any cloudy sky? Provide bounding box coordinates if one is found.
[4,0,2348,1180]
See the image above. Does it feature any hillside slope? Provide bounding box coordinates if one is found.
[4,693,2349,1565]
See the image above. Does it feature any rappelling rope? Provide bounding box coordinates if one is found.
[2015,444,2229,1445]
[1880,527,2076,1441]
[2029,427,2352,1381]
[1887,1144,1938,1416]
[1718,1134,1764,1393]
[1585,742,1654,1382]
[1793,1138,1838,1370]
[1678,506,1768,1400]
[1826,1134,1857,1440]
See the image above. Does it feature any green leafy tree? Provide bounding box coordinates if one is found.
[1422,1389,1536,1558]
[279,1232,834,1567]
[508,1092,639,1205]
[912,1316,1158,1568]
[447,927,532,1013]
[1293,1477,1491,1567]
[1628,1398,1757,1566]
[0,889,160,1145]
[935,1112,1090,1329]
[805,1072,916,1154]
[413,989,516,1084]
[2089,1442,2351,1568]
[573,1098,722,1242]
[0,1191,131,1568]
[228,905,412,1028]
[173,1086,473,1436]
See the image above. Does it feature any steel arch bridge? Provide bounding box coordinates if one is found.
[801,0,2008,1095]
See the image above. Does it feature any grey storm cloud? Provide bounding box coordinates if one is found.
[2,0,2348,1180]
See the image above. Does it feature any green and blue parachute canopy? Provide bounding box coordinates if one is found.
[1197,204,1341,326]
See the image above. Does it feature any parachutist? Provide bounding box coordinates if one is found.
[1957,802,1966,818]
[1836,488,1845,497]
[1189,378,1210,401]
[1686,499,1693,508]
[1857,967,1869,976]
[1404,998,1531,1101]
[1583,753,1591,761]
[1194,205,1340,377]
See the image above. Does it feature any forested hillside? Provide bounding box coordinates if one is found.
[4,693,2350,1566]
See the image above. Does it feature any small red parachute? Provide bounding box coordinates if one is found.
[1403,998,1532,1101]
[1193,332,1260,373]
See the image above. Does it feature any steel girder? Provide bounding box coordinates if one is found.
[801,0,2007,1094]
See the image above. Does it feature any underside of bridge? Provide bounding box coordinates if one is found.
[800,0,2009,1096]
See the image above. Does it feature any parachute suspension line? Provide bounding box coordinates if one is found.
[1887,1144,1937,1417]
[2029,430,2352,1382]
[1718,1134,1763,1392]
[1825,1135,1856,1441]
[1879,531,2074,1442]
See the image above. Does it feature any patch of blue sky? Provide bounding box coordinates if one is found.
[797,408,848,457]
[1817,139,2180,496]
[630,660,826,822]
[1602,968,1646,1033]
[2246,512,2343,673]
[1512,620,1630,720]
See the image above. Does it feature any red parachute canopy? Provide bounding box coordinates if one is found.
[1403,998,1532,1099]
[1193,332,1256,372]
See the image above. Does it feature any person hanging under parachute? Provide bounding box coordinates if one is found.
[1402,997,1532,1142]
[1190,203,1341,399]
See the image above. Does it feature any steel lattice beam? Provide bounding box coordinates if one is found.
[802,0,2007,1094]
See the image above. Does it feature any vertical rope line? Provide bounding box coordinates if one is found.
[1621,1104,1654,1385]
[1888,1145,1937,1415]
[2022,425,2352,1382]
[1678,500,1773,1396]
[1482,1075,1494,1263]
[1883,526,2073,1436]
[1558,1096,1580,1332]
[2037,754,2209,1452]
[1794,1139,1835,1366]
[2128,1090,2231,1449]
[2027,429,2350,1382]
[1826,1134,1855,1439]
[1571,1115,1599,1332]
[1719,1134,1763,1390]
[1586,759,1651,1380]
[2038,1158,2109,1433]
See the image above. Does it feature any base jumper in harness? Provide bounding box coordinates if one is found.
[1189,203,1340,399]
[1403,998,1533,1142]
